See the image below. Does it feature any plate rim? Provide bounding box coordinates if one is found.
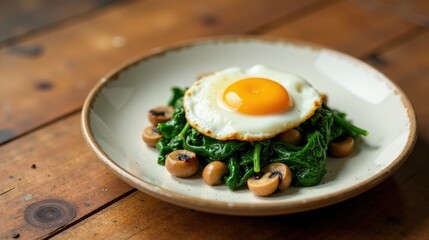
[81,35,417,215]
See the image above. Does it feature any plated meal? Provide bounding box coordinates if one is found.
[142,65,368,197]
[82,36,416,215]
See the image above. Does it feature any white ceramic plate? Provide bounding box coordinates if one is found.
[81,36,416,215]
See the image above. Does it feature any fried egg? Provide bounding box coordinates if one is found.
[183,65,322,141]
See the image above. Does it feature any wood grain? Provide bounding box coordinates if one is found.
[0,0,119,43]
[354,0,429,27]
[0,0,322,144]
[265,0,415,57]
[0,114,133,239]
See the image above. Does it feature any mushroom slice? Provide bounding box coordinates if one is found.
[142,126,162,147]
[148,106,174,125]
[321,93,328,104]
[202,161,228,186]
[262,163,292,191]
[329,136,354,158]
[165,150,199,177]
[276,129,302,145]
[247,172,280,197]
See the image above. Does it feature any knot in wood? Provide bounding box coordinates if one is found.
[24,199,76,228]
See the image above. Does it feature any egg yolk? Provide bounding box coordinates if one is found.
[222,78,293,115]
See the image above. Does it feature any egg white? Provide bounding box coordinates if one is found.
[183,65,322,141]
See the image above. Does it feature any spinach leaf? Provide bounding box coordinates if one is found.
[239,168,256,187]
[271,104,367,187]
[225,155,255,190]
[155,87,188,164]
[239,149,254,166]
[225,155,241,190]
[322,104,368,138]
[167,87,186,107]
[299,105,367,143]
[253,142,262,172]
[272,132,327,186]
[249,140,274,172]
[156,101,186,139]
[156,135,183,164]
[183,128,247,160]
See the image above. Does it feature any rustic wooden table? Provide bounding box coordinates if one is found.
[1,0,428,239]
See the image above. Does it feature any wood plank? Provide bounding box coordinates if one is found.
[0,113,134,239]
[0,0,119,43]
[0,0,323,144]
[52,189,344,240]
[265,0,416,57]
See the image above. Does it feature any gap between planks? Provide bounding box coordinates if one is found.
[248,0,342,34]
[41,189,137,240]
[359,26,425,60]
[0,108,80,146]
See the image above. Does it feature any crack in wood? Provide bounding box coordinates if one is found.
[0,187,15,196]
[45,189,137,239]
[401,170,420,184]
[353,0,429,29]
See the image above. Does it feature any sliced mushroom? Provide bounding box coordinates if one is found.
[329,136,354,158]
[148,106,174,125]
[142,126,162,147]
[247,172,280,197]
[262,163,292,191]
[202,161,228,186]
[165,150,199,177]
[277,129,302,145]
[321,93,328,104]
